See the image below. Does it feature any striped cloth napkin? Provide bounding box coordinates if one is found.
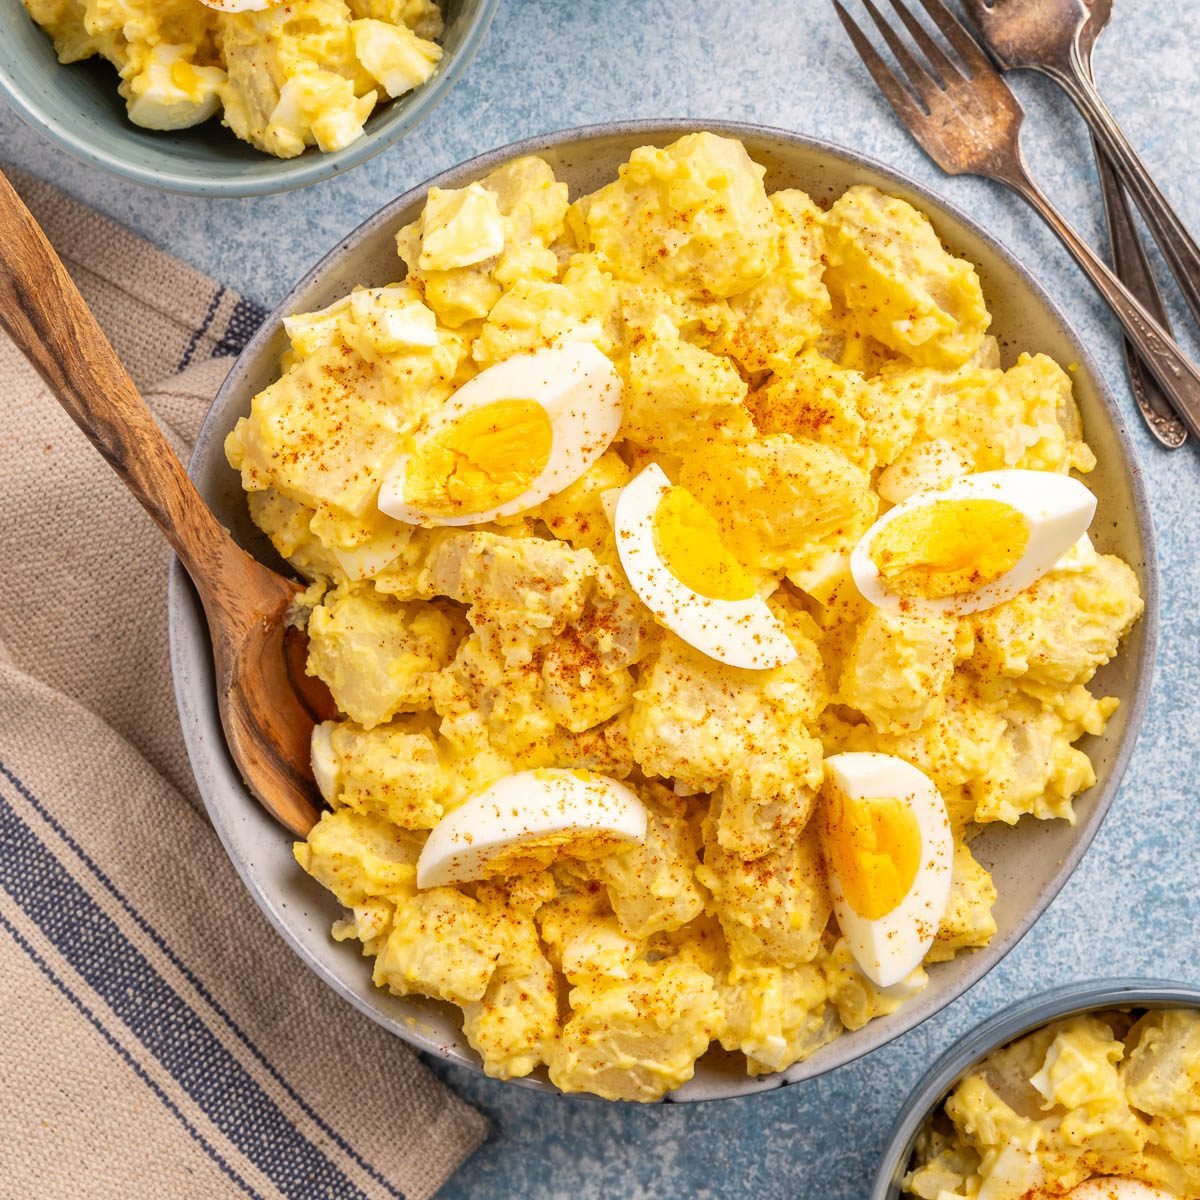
[0,169,488,1200]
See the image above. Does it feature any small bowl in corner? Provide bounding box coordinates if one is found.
[870,979,1200,1198]
[0,0,498,197]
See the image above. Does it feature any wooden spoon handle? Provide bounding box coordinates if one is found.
[0,168,241,591]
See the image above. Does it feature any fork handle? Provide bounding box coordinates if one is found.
[1054,53,1200,334]
[1005,167,1200,442]
[1093,136,1188,447]
[1076,29,1186,448]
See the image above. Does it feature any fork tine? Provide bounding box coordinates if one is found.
[885,0,964,83]
[857,0,943,106]
[832,0,930,124]
[912,0,994,76]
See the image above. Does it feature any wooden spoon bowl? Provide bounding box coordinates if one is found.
[0,168,324,838]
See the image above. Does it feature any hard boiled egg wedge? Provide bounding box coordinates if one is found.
[310,721,339,805]
[850,469,1097,616]
[613,462,797,671]
[124,45,225,130]
[1067,1182,1177,1200]
[416,769,647,889]
[819,753,953,988]
[379,343,622,527]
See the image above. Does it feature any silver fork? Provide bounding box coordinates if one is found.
[963,0,1186,448]
[962,0,1200,333]
[832,0,1200,446]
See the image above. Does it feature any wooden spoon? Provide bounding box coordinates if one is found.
[0,168,325,838]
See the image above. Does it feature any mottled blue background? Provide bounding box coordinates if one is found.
[3,1,1197,1196]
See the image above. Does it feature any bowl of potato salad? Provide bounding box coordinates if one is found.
[170,122,1156,1101]
[3,0,497,195]
[873,980,1200,1199]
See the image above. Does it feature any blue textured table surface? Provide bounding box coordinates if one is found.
[4,2,1197,1196]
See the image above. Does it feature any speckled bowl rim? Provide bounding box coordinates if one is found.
[870,978,1200,1198]
[0,0,498,197]
[169,119,1159,1100]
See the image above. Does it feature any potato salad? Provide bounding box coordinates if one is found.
[905,1008,1200,1199]
[225,133,1144,1101]
[22,0,443,157]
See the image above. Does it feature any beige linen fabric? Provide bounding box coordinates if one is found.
[0,170,489,1200]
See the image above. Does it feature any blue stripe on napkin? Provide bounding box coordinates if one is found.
[0,909,266,1200]
[178,286,227,372]
[214,295,270,359]
[0,760,406,1200]
[178,288,270,371]
[0,763,384,1200]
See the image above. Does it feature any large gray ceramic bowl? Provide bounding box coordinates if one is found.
[0,0,497,196]
[168,120,1158,1100]
[871,979,1200,1198]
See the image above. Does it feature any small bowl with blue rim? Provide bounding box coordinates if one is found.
[0,0,498,197]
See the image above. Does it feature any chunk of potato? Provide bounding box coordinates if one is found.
[823,184,990,369]
[971,553,1143,688]
[462,898,559,1079]
[373,888,503,1006]
[718,962,839,1075]
[629,635,824,856]
[839,608,972,735]
[294,808,419,907]
[717,189,831,372]
[549,958,721,1101]
[925,843,998,964]
[624,334,755,455]
[679,434,876,590]
[306,583,460,727]
[568,131,776,299]
[698,823,831,967]
[226,345,405,518]
[318,716,450,829]
[419,530,598,666]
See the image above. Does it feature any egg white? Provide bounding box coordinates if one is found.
[124,44,225,131]
[310,721,340,805]
[822,752,953,988]
[613,463,797,671]
[850,469,1097,617]
[378,342,622,527]
[416,769,647,889]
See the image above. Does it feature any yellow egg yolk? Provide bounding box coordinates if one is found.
[171,59,208,100]
[823,787,922,920]
[482,829,634,878]
[652,485,759,601]
[403,399,553,515]
[870,498,1029,599]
